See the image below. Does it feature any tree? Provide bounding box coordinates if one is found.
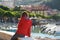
[29,13,36,17]
[52,14,60,21]
[0,5,10,11]
[37,14,46,18]
[36,14,40,17]
[2,11,14,23]
[12,11,21,18]
[13,6,21,11]
[0,8,5,17]
[3,11,14,17]
[0,8,5,22]
[11,11,21,23]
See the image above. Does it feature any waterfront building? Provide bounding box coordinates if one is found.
[0,0,14,8]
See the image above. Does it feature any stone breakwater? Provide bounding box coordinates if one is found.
[0,32,12,40]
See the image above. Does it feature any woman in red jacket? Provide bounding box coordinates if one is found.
[11,12,32,40]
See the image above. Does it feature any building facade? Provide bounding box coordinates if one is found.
[0,0,14,8]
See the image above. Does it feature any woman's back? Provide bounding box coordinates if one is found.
[16,16,32,37]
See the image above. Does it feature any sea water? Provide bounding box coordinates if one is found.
[6,29,60,39]
[0,23,60,39]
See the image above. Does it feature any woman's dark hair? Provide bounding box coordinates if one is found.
[22,12,28,17]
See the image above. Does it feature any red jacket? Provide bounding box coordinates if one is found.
[16,17,32,37]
